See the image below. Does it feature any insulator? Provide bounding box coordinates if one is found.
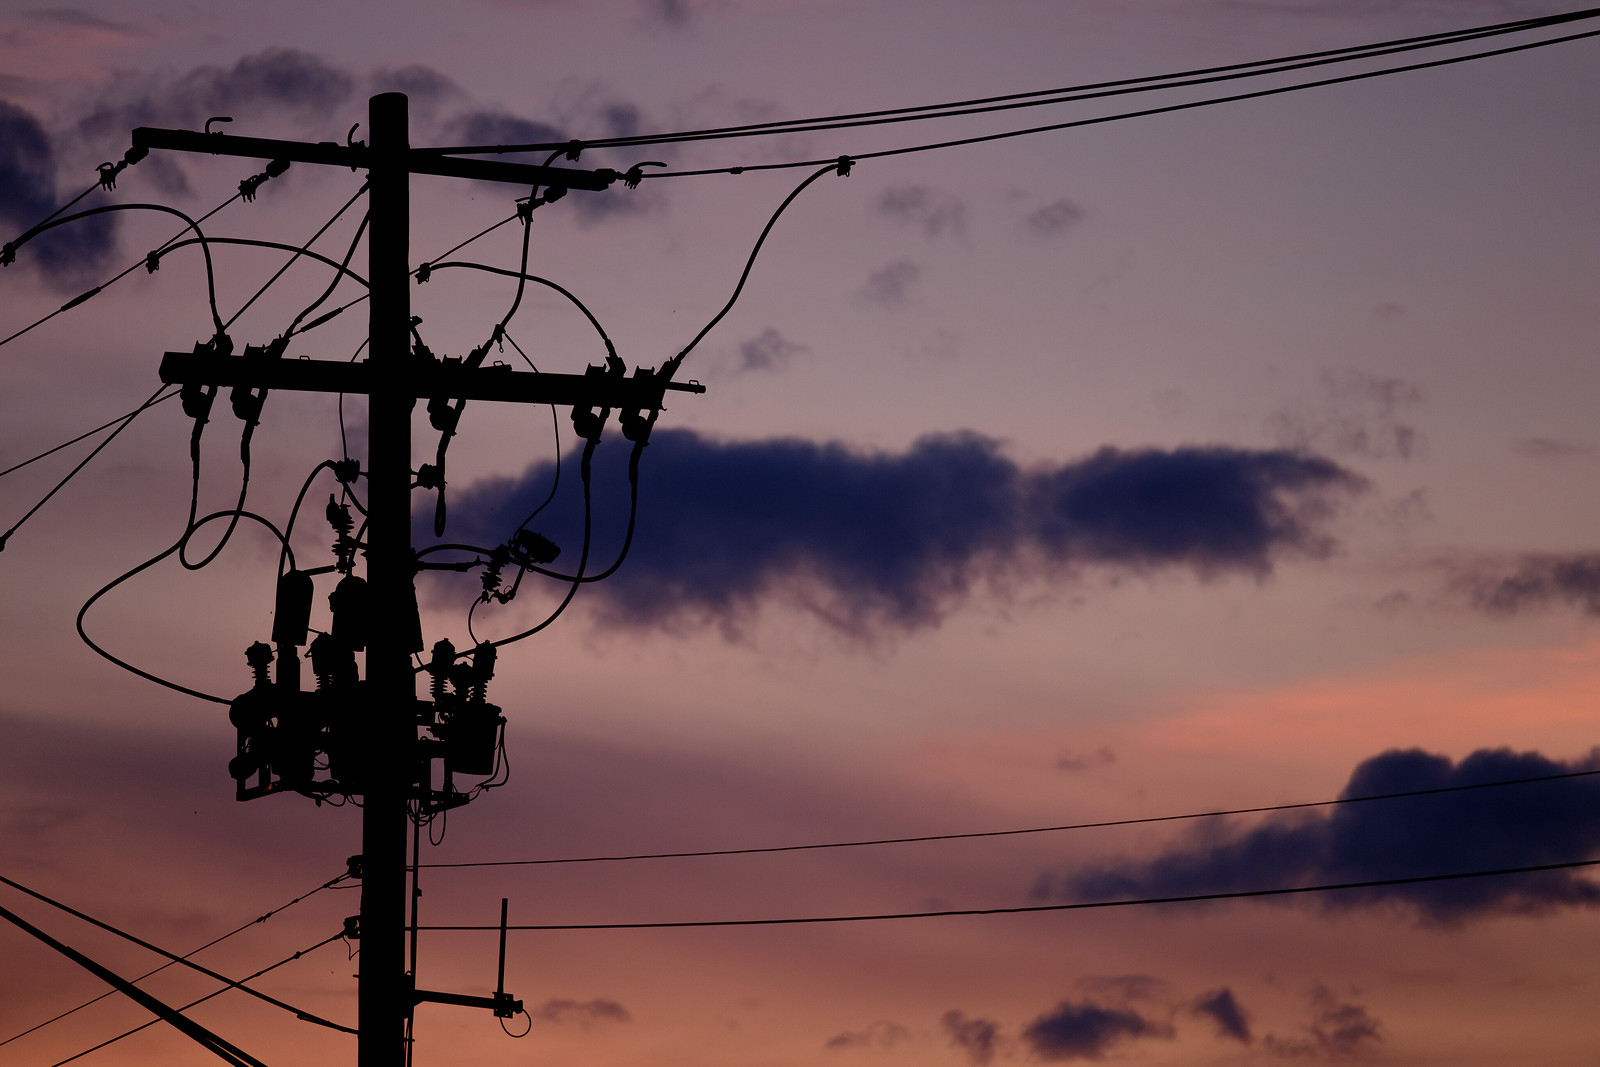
[428,639,456,702]
[470,642,497,703]
[245,641,273,689]
[309,632,356,691]
[480,545,509,599]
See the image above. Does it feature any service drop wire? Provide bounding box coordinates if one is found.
[0,384,171,552]
[0,189,245,351]
[78,509,296,705]
[429,198,540,538]
[3,203,226,339]
[480,434,599,652]
[0,871,347,1051]
[224,180,369,331]
[0,872,353,1033]
[418,7,1597,157]
[46,932,349,1067]
[282,211,371,341]
[645,25,1600,179]
[0,389,179,481]
[278,459,339,578]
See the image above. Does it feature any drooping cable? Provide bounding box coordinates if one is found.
[0,190,246,352]
[0,872,355,1033]
[283,211,370,341]
[224,181,369,330]
[414,858,1600,932]
[45,933,348,1067]
[418,766,1600,868]
[424,263,617,361]
[77,509,295,705]
[0,872,346,1051]
[0,384,169,553]
[0,389,178,482]
[4,203,226,337]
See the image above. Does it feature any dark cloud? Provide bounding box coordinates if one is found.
[528,998,631,1026]
[430,430,1360,635]
[1057,747,1116,772]
[0,100,116,280]
[1265,987,1381,1058]
[1268,368,1422,461]
[1457,553,1600,617]
[1052,746,1600,925]
[640,0,695,28]
[941,1010,1001,1065]
[736,327,805,372]
[440,109,568,151]
[369,65,460,109]
[824,1020,910,1051]
[1025,198,1084,235]
[1021,1000,1172,1060]
[1511,436,1591,460]
[1192,988,1252,1044]
[877,185,965,238]
[860,259,921,307]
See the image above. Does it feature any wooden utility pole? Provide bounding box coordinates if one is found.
[134,92,703,1066]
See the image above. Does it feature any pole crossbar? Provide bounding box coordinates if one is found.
[131,128,618,190]
[157,351,706,406]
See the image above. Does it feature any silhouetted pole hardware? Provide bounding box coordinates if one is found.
[139,92,703,1067]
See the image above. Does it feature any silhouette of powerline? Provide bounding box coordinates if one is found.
[418,767,1600,868]
[412,858,1600,931]
[0,871,347,1051]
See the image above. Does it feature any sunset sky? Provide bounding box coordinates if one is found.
[3,1,1600,1064]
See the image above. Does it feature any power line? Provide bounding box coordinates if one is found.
[418,767,1600,868]
[46,932,349,1067]
[0,389,178,481]
[0,872,347,1050]
[646,26,1600,179]
[419,7,1600,158]
[0,871,354,1034]
[1,384,169,553]
[412,857,1600,931]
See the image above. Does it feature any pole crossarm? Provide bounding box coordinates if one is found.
[158,351,707,407]
[131,128,619,190]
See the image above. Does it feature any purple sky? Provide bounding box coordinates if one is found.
[4,2,1600,1064]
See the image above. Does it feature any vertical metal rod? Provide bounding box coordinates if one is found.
[497,898,509,996]
[360,90,415,1067]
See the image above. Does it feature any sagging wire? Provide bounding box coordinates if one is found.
[423,187,565,539]
[77,509,296,705]
[0,180,260,352]
[0,388,179,481]
[0,871,347,1051]
[422,262,617,362]
[0,384,172,554]
[223,180,369,330]
[150,236,369,305]
[4,202,228,339]
[45,932,350,1067]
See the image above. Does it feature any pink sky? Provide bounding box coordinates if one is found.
[4,2,1600,1064]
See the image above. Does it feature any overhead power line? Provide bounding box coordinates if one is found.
[646,26,1600,179]
[0,872,347,1051]
[0,871,355,1034]
[412,857,1600,931]
[419,766,1600,868]
[418,7,1600,158]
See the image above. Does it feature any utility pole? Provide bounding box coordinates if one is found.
[131,92,704,1066]
[361,90,413,1067]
